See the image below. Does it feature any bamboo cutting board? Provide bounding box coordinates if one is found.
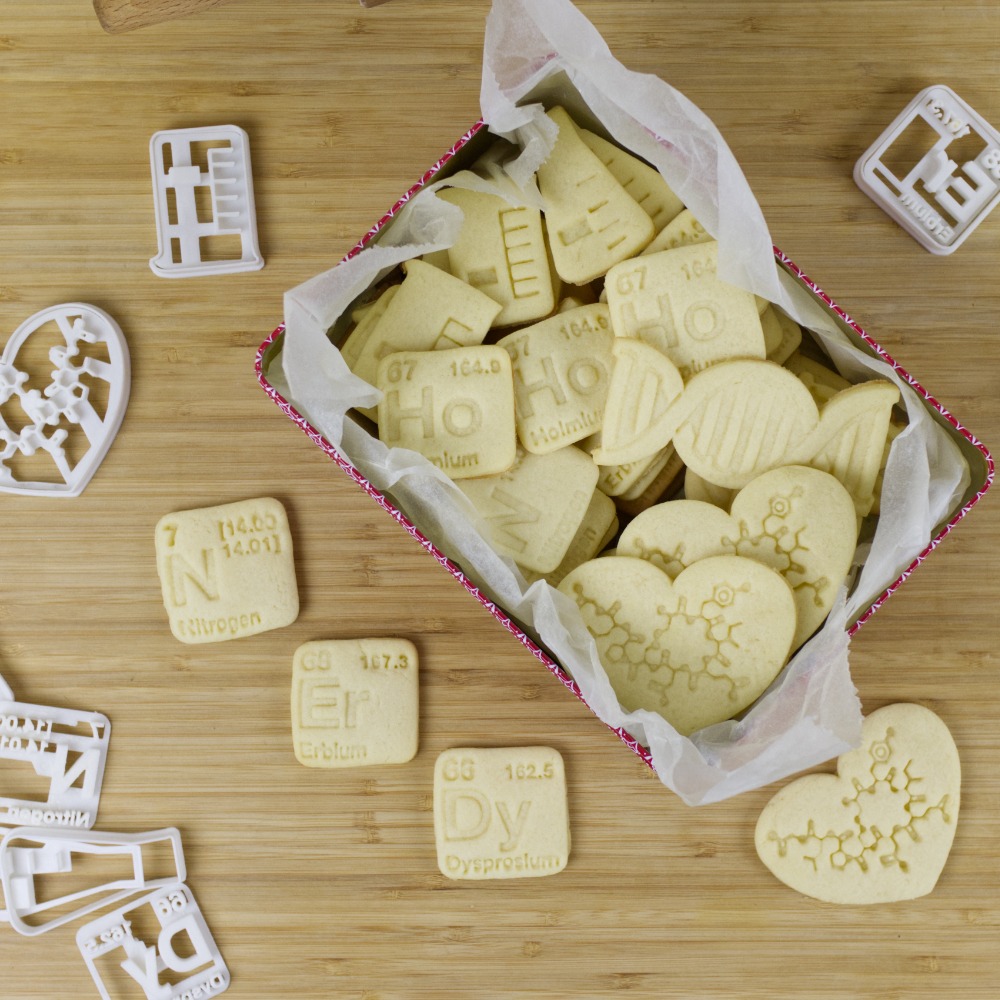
[2,2,1000,998]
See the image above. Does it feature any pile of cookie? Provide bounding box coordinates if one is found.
[336,106,903,739]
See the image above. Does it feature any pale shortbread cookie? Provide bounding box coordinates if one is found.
[559,555,796,735]
[497,304,614,454]
[457,445,599,574]
[683,467,736,510]
[155,497,298,644]
[589,338,684,467]
[341,284,400,371]
[291,638,418,768]
[784,351,852,399]
[434,746,569,880]
[346,258,501,393]
[614,449,686,517]
[641,207,711,256]
[617,444,680,502]
[537,107,654,283]
[520,488,618,586]
[376,346,516,480]
[591,439,673,498]
[576,128,684,232]
[437,186,556,327]
[755,704,960,904]
[605,242,766,380]
[668,359,900,512]
[420,248,452,273]
[760,305,802,364]
[619,466,858,648]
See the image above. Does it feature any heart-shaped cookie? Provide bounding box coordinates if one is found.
[558,554,796,735]
[618,466,858,649]
[755,704,961,904]
[0,304,130,497]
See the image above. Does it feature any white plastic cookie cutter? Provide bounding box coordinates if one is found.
[855,84,1000,254]
[0,303,130,497]
[149,124,264,277]
[77,882,230,1000]
[0,699,111,834]
[0,826,185,936]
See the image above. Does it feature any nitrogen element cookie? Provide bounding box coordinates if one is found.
[376,346,516,480]
[291,638,418,768]
[457,445,599,574]
[434,746,570,880]
[755,704,961,904]
[155,497,299,644]
[558,554,796,735]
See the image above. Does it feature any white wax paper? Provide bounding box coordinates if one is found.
[280,0,971,805]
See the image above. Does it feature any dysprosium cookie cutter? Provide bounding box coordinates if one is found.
[149,124,264,277]
[77,883,230,1000]
[855,84,1000,254]
[0,303,130,497]
[0,826,185,937]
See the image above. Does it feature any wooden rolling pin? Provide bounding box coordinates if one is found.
[95,0,393,33]
[93,0,234,33]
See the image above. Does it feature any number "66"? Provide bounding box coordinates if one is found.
[442,756,475,781]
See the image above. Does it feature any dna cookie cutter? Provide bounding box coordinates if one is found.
[149,124,264,277]
[854,84,1000,254]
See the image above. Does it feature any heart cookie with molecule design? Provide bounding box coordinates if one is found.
[618,466,858,649]
[755,703,961,904]
[0,304,130,497]
[558,554,796,736]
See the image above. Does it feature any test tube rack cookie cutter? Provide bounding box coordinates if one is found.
[149,125,264,278]
[854,84,1000,254]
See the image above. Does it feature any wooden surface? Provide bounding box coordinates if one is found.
[2,2,999,997]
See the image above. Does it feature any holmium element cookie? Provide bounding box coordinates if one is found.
[291,639,418,768]
[497,304,614,454]
[537,107,654,283]
[558,554,796,735]
[376,346,516,480]
[434,746,570,880]
[605,242,766,380]
[755,703,961,904]
[155,497,298,643]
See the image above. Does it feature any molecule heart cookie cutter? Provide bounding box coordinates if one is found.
[0,303,130,497]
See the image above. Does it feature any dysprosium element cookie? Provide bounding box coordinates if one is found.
[558,554,796,735]
[618,467,859,649]
[755,704,961,904]
[434,746,570,880]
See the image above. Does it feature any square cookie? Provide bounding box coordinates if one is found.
[433,746,570,880]
[155,497,298,644]
[291,638,418,767]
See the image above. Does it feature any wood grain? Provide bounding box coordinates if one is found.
[2,2,999,998]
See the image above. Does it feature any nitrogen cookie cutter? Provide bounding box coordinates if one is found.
[149,124,264,277]
[854,84,1000,254]
[0,303,130,497]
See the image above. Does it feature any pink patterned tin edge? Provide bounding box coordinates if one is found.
[256,121,994,772]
